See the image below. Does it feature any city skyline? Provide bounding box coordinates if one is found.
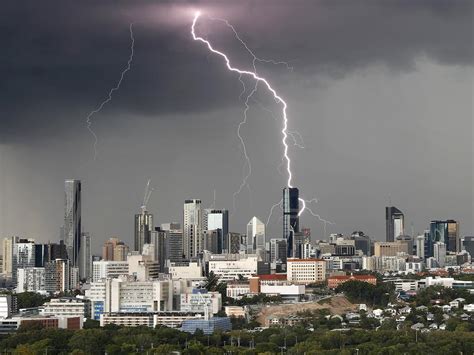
[0,1,472,252]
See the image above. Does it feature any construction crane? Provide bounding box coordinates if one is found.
[141,179,154,213]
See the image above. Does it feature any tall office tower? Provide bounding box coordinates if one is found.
[203,209,229,253]
[64,180,82,267]
[433,242,446,267]
[113,243,129,261]
[183,200,203,259]
[246,216,265,254]
[269,238,287,263]
[34,244,49,267]
[150,228,167,271]
[416,234,425,259]
[79,232,92,280]
[134,209,153,254]
[351,232,372,256]
[2,236,20,276]
[226,233,242,254]
[204,230,220,254]
[428,220,460,256]
[12,239,35,285]
[292,232,307,259]
[385,206,404,242]
[161,224,183,262]
[283,187,299,257]
[102,237,120,260]
[49,240,68,260]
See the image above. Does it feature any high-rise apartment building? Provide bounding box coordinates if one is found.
[385,206,404,242]
[183,199,202,259]
[113,243,129,261]
[283,187,299,257]
[203,209,229,253]
[102,238,129,261]
[102,238,120,261]
[134,210,153,254]
[64,180,82,267]
[246,217,265,254]
[12,239,35,285]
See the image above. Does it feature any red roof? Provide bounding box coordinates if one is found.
[258,274,287,281]
[328,275,376,280]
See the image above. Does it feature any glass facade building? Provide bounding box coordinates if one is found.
[283,187,299,257]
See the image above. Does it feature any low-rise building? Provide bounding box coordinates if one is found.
[41,298,90,319]
[169,261,203,280]
[224,306,247,318]
[0,315,82,334]
[287,259,326,284]
[208,254,259,281]
[100,311,205,328]
[226,282,251,300]
[180,290,221,315]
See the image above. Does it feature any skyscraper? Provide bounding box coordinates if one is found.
[428,220,460,256]
[203,209,229,253]
[385,206,404,242]
[12,239,35,285]
[2,236,20,277]
[102,237,120,261]
[64,180,81,267]
[246,216,265,254]
[283,187,299,257]
[161,223,183,262]
[79,232,92,280]
[183,199,202,259]
[134,210,153,254]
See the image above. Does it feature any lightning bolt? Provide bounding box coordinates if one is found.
[265,198,283,227]
[85,23,135,160]
[192,12,334,228]
[192,13,294,213]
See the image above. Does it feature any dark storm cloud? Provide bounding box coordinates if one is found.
[1,0,472,142]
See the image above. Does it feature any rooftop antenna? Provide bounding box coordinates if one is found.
[141,179,154,213]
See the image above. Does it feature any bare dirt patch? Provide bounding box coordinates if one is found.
[256,295,357,325]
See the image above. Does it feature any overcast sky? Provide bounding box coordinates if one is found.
[0,0,472,252]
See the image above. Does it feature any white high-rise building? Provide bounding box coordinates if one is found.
[12,239,35,285]
[433,242,446,268]
[246,217,265,254]
[64,180,81,267]
[416,234,425,259]
[16,267,46,293]
[183,200,202,259]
